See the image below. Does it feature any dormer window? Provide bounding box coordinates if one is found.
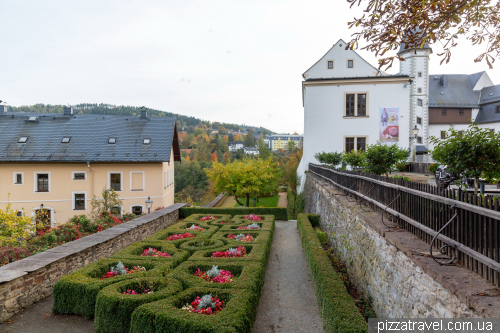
[18,137,28,143]
[143,138,151,145]
[108,138,117,144]
[28,116,37,122]
[61,137,71,143]
[327,61,333,69]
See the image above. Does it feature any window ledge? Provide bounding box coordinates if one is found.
[343,116,370,118]
[73,208,86,211]
[36,191,49,193]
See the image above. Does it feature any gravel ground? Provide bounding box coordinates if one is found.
[252,220,324,333]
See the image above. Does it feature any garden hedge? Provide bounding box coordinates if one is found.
[180,207,287,221]
[286,187,296,220]
[297,213,367,333]
[53,213,275,333]
[183,214,232,222]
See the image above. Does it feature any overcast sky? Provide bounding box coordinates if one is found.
[1,0,499,134]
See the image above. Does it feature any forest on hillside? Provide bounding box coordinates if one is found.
[8,103,273,134]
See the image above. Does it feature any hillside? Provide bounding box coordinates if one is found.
[7,103,274,134]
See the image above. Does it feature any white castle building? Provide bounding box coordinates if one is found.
[297,39,500,192]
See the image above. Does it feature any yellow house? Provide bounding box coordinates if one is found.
[0,107,181,229]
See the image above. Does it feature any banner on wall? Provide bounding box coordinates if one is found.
[379,107,399,142]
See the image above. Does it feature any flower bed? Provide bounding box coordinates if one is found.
[189,224,205,231]
[165,233,195,241]
[227,233,254,241]
[194,265,235,283]
[244,214,261,221]
[237,223,260,230]
[54,212,276,333]
[179,207,287,220]
[198,216,218,221]
[101,261,147,279]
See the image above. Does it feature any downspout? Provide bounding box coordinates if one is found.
[87,161,93,201]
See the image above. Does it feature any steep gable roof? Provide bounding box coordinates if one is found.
[0,113,181,163]
[428,74,481,108]
[468,71,485,90]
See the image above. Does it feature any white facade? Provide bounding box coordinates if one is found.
[298,39,411,192]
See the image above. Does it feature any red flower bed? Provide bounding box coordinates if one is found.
[182,295,224,315]
[198,216,218,221]
[211,246,246,258]
[194,266,234,283]
[141,247,171,257]
[227,233,253,242]
[165,233,195,241]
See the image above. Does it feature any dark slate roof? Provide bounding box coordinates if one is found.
[475,103,500,124]
[415,145,428,153]
[468,71,485,90]
[0,113,181,163]
[479,85,500,105]
[428,74,481,108]
[305,74,410,82]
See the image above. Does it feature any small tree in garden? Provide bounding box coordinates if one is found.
[364,142,410,176]
[314,151,343,167]
[206,158,282,207]
[90,187,123,222]
[430,123,500,195]
[287,140,297,152]
[0,202,35,247]
[342,150,366,170]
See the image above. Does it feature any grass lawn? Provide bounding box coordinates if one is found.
[233,195,279,208]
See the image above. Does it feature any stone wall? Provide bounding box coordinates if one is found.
[410,162,432,174]
[202,193,225,207]
[304,172,500,318]
[0,203,187,322]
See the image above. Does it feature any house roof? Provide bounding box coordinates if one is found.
[0,112,181,163]
[415,145,429,153]
[305,74,410,82]
[428,74,481,108]
[468,71,485,90]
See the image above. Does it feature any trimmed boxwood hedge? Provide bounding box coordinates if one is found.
[53,258,166,318]
[129,287,258,333]
[94,276,183,333]
[171,261,265,293]
[220,221,274,233]
[111,241,191,264]
[54,213,275,332]
[180,207,287,221]
[286,187,296,220]
[183,214,232,222]
[210,230,272,246]
[297,213,367,333]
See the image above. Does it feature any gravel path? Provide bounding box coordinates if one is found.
[252,220,324,333]
[277,192,288,208]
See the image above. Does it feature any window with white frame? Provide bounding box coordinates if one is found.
[345,93,368,117]
[344,136,368,152]
[73,192,86,210]
[111,206,122,217]
[417,99,423,106]
[13,172,24,185]
[327,60,333,69]
[347,59,354,68]
[132,206,143,215]
[417,88,422,93]
[34,172,50,193]
[109,172,122,191]
[416,117,422,125]
[72,171,86,180]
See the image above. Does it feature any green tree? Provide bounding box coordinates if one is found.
[430,123,500,194]
[244,133,256,147]
[258,133,271,160]
[364,142,409,175]
[206,158,282,207]
[287,140,297,152]
[343,150,366,170]
[90,187,123,221]
[314,151,343,167]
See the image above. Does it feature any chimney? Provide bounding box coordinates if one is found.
[64,106,73,116]
[0,105,6,113]
[440,75,448,88]
[140,109,147,119]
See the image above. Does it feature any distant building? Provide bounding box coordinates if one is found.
[0,107,180,229]
[244,147,259,155]
[269,135,303,151]
[228,141,244,152]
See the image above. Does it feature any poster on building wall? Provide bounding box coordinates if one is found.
[379,107,399,142]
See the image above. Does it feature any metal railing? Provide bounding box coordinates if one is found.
[308,163,500,286]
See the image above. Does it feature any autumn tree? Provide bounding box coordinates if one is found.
[206,158,282,207]
[244,133,256,147]
[346,0,500,69]
[258,133,271,160]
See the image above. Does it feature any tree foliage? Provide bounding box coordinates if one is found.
[364,142,410,175]
[205,158,282,207]
[90,187,123,221]
[287,140,297,152]
[430,123,500,194]
[314,151,343,167]
[346,0,500,69]
[244,133,256,147]
[0,203,35,247]
[257,133,271,160]
[343,150,366,169]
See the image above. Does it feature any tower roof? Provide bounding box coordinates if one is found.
[397,29,433,55]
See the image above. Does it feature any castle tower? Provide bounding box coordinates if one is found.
[398,40,432,160]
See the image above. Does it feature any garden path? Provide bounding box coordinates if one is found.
[252,220,324,333]
[277,192,287,208]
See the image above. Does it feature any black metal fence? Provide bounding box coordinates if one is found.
[308,163,500,286]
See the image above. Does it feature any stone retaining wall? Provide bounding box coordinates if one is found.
[304,172,500,318]
[202,193,225,207]
[0,203,187,322]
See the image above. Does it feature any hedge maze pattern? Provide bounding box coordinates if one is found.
[53,214,275,333]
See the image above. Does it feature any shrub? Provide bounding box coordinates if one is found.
[179,207,287,221]
[392,175,412,182]
[364,142,410,176]
[315,228,328,246]
[314,151,343,167]
[428,163,440,173]
[342,150,366,170]
[0,203,35,247]
[0,246,29,265]
[297,214,367,333]
[394,161,409,172]
[286,187,296,220]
